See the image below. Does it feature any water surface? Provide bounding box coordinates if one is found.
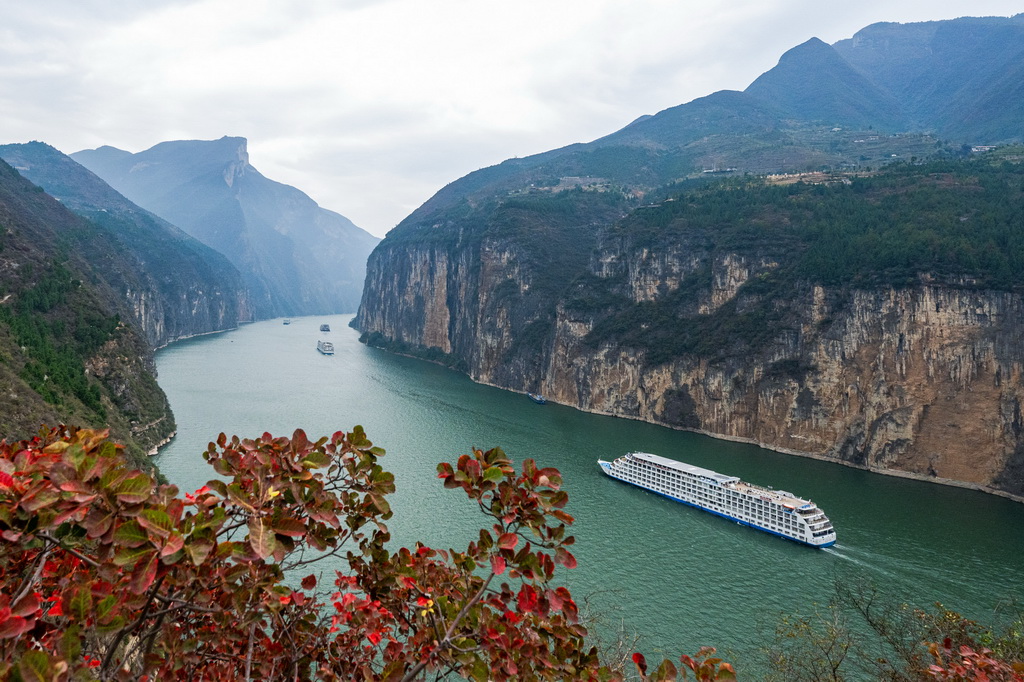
[155,315,1024,670]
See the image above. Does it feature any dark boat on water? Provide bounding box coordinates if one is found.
[527,392,547,404]
[320,323,331,332]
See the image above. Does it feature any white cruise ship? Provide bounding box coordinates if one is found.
[598,452,836,548]
[316,340,335,355]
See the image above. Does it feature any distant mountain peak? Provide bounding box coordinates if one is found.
[745,31,903,129]
[761,36,851,73]
[782,36,831,55]
[72,137,380,316]
[217,135,249,164]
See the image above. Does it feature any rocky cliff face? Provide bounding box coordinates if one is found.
[355,15,1024,500]
[72,137,380,317]
[123,284,251,350]
[0,158,176,464]
[0,142,253,349]
[545,266,1024,496]
[358,169,1024,500]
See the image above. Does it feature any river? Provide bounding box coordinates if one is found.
[154,315,1024,673]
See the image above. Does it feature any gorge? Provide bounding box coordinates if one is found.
[355,14,1024,501]
[358,164,1024,499]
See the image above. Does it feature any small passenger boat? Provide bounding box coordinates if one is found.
[527,392,547,404]
[320,323,331,332]
[317,340,335,355]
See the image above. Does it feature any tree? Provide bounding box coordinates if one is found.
[0,425,734,681]
[762,577,1024,682]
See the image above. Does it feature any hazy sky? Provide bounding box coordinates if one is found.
[2,1,1020,237]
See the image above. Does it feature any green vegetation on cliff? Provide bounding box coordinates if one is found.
[0,158,172,465]
[0,142,251,347]
[576,154,1024,364]
[623,158,1024,288]
[0,262,118,418]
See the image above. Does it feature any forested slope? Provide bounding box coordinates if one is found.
[0,159,172,463]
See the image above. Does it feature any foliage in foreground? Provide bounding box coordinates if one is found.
[764,578,1024,682]
[0,425,735,681]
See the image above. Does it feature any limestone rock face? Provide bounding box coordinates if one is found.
[0,142,253,348]
[72,137,380,317]
[358,234,1024,500]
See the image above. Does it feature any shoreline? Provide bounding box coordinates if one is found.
[452,373,1024,506]
[541,393,1024,505]
[153,323,246,351]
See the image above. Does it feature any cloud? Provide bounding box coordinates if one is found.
[1,0,1022,235]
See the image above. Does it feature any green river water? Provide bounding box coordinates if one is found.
[154,315,1024,674]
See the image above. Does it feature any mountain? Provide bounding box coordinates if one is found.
[385,15,1024,237]
[361,153,1024,499]
[744,38,904,130]
[0,142,251,348]
[834,15,1024,140]
[0,157,174,464]
[356,15,1024,499]
[72,137,380,317]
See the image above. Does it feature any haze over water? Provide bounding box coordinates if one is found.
[155,315,1024,671]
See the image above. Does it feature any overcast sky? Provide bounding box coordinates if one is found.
[1,1,1020,237]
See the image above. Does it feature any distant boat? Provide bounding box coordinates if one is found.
[283,319,292,325]
[527,392,547,404]
[320,323,331,332]
[317,340,335,355]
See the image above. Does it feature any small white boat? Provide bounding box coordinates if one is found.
[317,340,335,355]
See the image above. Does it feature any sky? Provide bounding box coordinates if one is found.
[1,1,1021,237]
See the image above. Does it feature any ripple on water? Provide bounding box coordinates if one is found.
[155,315,1024,674]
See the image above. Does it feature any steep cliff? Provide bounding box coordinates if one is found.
[72,137,380,317]
[0,142,252,348]
[0,158,174,464]
[358,157,1024,499]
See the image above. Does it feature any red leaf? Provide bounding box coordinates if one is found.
[11,592,40,617]
[497,533,518,550]
[517,585,538,613]
[490,554,506,576]
[301,574,317,590]
[129,552,158,595]
[272,517,307,538]
[160,533,185,559]
[185,539,214,567]
[58,479,93,494]
[632,652,648,674]
[0,615,32,639]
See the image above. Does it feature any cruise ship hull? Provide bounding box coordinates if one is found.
[599,455,836,548]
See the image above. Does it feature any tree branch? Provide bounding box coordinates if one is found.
[398,572,495,682]
[36,531,100,568]
[11,546,51,606]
